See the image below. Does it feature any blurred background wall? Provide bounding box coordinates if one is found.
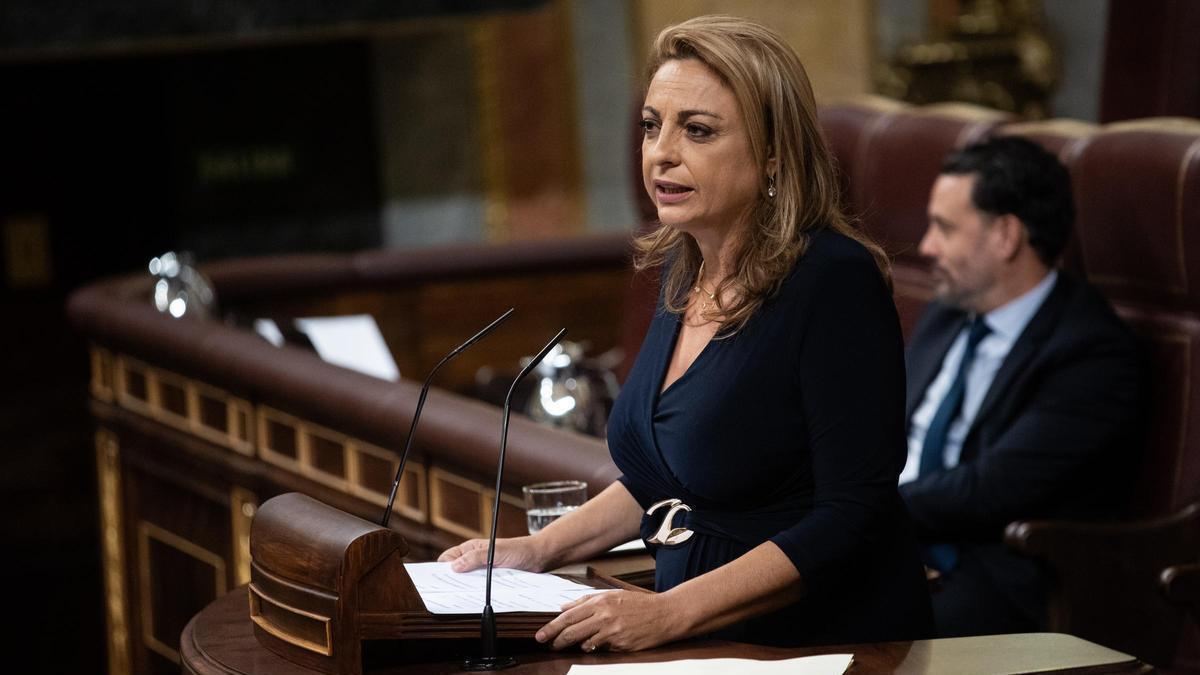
[0,1,1196,671]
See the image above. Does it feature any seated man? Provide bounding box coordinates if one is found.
[899,136,1144,637]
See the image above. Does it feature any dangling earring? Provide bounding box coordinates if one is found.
[767,175,777,199]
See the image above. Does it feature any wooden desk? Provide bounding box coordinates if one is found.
[71,236,640,673]
[182,589,1149,674]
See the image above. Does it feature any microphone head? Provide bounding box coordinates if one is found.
[506,328,567,406]
[452,308,515,357]
[380,307,515,528]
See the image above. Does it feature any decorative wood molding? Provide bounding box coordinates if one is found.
[429,467,489,540]
[230,487,258,587]
[136,520,228,664]
[304,423,354,490]
[257,406,305,473]
[191,379,256,456]
[259,406,360,492]
[484,488,527,538]
[350,442,428,524]
[113,355,256,454]
[100,353,445,526]
[114,355,157,417]
[89,345,115,403]
[96,428,131,675]
[248,583,334,657]
[428,466,526,539]
[98,351,573,548]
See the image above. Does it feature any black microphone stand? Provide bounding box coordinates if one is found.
[380,308,514,527]
[463,328,567,671]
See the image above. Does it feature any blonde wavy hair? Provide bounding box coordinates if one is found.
[634,15,890,334]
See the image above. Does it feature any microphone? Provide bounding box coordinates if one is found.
[464,327,568,672]
[380,308,514,527]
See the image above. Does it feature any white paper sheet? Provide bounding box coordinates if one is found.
[404,562,616,614]
[294,314,400,381]
[253,318,286,347]
[566,654,853,675]
[609,539,646,553]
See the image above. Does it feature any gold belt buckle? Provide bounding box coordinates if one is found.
[646,498,694,546]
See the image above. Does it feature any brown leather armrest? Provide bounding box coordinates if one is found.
[1160,562,1200,613]
[1004,501,1200,557]
[1002,502,1200,665]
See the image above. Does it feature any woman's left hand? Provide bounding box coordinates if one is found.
[535,590,686,653]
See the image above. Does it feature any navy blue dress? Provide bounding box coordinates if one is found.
[609,229,932,646]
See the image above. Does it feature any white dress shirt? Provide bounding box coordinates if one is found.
[899,270,1059,485]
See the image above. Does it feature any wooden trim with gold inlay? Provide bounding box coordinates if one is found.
[137,520,228,664]
[230,488,258,587]
[429,467,490,540]
[114,355,157,417]
[257,407,436,521]
[229,397,255,455]
[101,352,546,546]
[350,443,428,523]
[428,467,528,539]
[257,406,306,473]
[96,429,131,675]
[189,379,255,456]
[110,355,257,455]
[301,422,354,491]
[483,489,526,538]
[153,368,191,428]
[89,346,115,403]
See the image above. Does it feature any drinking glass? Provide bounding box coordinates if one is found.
[522,480,588,534]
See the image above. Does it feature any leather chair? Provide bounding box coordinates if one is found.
[1163,560,1200,623]
[1003,118,1200,668]
[818,99,1200,669]
[818,100,1010,337]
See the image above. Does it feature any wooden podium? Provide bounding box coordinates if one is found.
[186,587,1151,674]
[248,492,622,674]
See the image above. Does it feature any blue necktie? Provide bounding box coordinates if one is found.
[920,315,991,572]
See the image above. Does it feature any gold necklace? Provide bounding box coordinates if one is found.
[692,261,716,301]
[691,261,719,319]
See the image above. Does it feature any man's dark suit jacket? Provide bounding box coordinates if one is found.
[899,272,1144,628]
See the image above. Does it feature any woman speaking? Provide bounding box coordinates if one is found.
[440,15,932,651]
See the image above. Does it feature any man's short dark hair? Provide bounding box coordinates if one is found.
[941,135,1074,266]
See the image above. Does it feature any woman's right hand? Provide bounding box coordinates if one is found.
[437,535,548,573]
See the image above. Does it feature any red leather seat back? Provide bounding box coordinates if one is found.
[1071,121,1200,310]
[819,106,1200,517]
[819,97,904,226]
[819,103,1200,668]
[1116,308,1200,514]
[1069,119,1200,513]
[843,102,1010,265]
[820,100,1011,339]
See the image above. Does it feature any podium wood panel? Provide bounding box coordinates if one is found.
[183,588,1150,675]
